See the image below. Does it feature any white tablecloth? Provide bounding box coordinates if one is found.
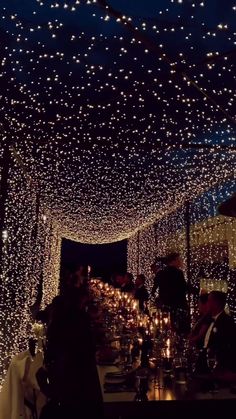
[97,365,136,402]
[0,350,46,419]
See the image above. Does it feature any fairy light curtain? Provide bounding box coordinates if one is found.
[127,205,187,290]
[127,180,236,320]
[0,152,42,380]
[1,0,236,381]
[0,152,61,383]
[127,234,139,277]
[41,219,62,308]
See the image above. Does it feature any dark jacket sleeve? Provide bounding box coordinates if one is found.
[151,272,161,296]
[209,313,236,371]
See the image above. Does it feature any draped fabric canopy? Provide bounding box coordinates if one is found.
[1,0,236,242]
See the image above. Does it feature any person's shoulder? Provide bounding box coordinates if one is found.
[173,267,185,280]
[219,311,232,320]
[217,311,235,327]
[155,269,163,278]
[156,268,166,278]
[201,314,213,325]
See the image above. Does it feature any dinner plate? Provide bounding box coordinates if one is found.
[106,371,126,378]
[105,376,126,384]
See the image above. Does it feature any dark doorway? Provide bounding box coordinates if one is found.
[60,238,127,284]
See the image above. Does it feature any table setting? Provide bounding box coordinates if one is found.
[90,279,236,404]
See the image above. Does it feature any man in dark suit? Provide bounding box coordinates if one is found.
[152,253,187,309]
[151,252,190,333]
[204,291,236,372]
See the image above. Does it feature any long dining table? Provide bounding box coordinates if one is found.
[98,363,236,419]
[1,346,236,419]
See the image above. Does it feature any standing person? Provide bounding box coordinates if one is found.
[154,252,189,334]
[134,274,149,312]
[39,292,103,418]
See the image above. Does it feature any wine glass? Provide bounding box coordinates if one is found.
[149,346,162,389]
[206,351,217,373]
[206,351,219,393]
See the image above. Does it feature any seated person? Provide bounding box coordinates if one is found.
[203,291,236,373]
[189,293,212,349]
[134,274,149,311]
[193,291,236,377]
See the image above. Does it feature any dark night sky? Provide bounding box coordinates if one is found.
[60,238,127,281]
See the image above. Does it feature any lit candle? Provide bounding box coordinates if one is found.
[138,337,143,346]
[163,317,168,326]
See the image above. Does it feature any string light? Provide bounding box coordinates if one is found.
[0,0,236,383]
[127,234,139,277]
[0,153,46,381]
[127,180,236,320]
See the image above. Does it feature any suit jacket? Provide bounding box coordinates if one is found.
[207,311,236,372]
[134,285,149,311]
[191,314,212,349]
[45,304,103,405]
[152,266,187,309]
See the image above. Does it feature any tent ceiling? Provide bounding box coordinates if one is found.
[1,0,236,242]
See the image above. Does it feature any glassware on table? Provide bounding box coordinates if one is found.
[206,351,219,393]
[150,356,163,389]
[134,368,149,401]
[118,334,132,371]
[207,353,217,373]
[162,357,173,373]
[161,341,174,374]
[173,357,188,385]
[149,337,163,389]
